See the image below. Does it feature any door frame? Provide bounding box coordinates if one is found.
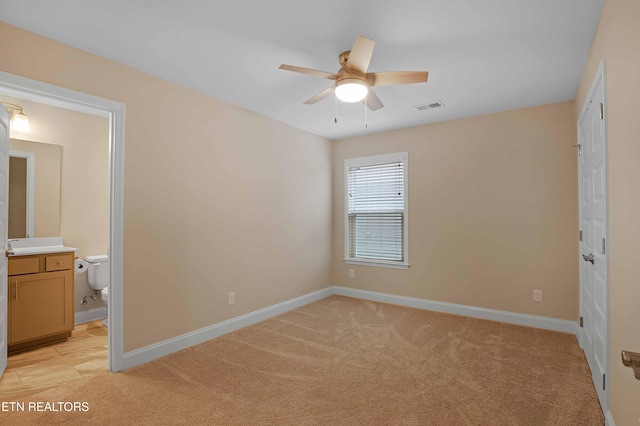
[0,103,9,378]
[0,70,126,372]
[576,59,609,413]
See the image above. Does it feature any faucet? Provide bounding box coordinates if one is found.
[7,239,19,255]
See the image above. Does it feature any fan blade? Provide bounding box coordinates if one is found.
[346,36,375,73]
[304,86,335,105]
[279,64,337,80]
[363,89,384,111]
[367,71,429,87]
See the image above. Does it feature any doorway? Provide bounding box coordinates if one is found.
[0,70,125,372]
[577,60,609,413]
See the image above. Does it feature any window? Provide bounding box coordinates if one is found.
[344,152,408,269]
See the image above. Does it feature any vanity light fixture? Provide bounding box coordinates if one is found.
[1,102,31,132]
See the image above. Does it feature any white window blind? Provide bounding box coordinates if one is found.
[346,153,407,265]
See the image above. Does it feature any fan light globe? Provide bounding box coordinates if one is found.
[335,82,368,103]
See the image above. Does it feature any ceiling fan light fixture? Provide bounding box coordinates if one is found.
[335,80,368,103]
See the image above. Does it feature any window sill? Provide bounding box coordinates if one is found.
[343,258,409,270]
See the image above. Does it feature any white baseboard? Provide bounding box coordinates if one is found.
[605,410,615,426]
[332,286,578,335]
[122,287,333,370]
[75,307,107,325]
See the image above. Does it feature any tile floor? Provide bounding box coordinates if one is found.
[0,320,108,400]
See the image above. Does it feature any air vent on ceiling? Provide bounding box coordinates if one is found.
[414,101,445,111]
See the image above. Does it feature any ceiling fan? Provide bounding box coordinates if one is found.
[279,36,429,111]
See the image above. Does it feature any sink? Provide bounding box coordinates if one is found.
[8,237,77,256]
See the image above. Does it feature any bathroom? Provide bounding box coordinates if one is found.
[1,95,110,396]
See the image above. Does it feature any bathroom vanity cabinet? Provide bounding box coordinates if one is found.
[7,251,75,352]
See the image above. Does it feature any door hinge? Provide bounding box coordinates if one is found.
[579,230,583,242]
[580,316,583,328]
[603,373,606,390]
[600,103,604,120]
[602,238,606,254]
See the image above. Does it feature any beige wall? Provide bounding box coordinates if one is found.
[576,0,640,423]
[333,102,578,321]
[0,22,333,351]
[9,138,62,238]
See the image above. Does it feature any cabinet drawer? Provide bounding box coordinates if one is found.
[8,257,39,275]
[45,255,73,272]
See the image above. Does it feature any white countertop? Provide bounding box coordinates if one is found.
[8,237,78,256]
[9,246,78,256]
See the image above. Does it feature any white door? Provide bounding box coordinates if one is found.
[0,105,9,378]
[578,71,608,411]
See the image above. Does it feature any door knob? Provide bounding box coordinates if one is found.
[582,253,594,264]
[622,351,640,380]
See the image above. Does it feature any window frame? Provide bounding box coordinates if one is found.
[343,152,409,269]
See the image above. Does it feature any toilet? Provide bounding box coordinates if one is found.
[86,254,109,327]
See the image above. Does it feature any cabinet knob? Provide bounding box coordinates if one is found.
[57,261,63,266]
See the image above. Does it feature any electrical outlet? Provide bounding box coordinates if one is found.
[228,292,235,305]
[533,289,543,302]
[349,269,355,278]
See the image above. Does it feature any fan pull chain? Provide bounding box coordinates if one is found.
[364,95,368,128]
[334,93,338,124]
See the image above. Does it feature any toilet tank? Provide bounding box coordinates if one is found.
[86,254,109,290]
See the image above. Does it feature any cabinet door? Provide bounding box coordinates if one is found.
[9,270,73,344]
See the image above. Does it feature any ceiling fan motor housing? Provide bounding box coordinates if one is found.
[335,67,368,87]
[338,50,351,65]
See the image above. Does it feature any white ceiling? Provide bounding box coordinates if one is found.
[0,0,604,140]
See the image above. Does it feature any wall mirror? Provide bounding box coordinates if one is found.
[8,138,62,238]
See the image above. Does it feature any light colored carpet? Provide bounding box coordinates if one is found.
[1,295,603,425]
